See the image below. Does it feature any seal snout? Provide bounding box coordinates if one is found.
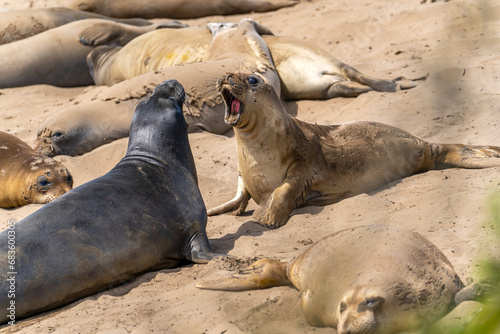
[152,79,186,107]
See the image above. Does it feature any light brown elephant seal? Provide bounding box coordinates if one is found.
[86,25,423,98]
[71,0,298,19]
[207,70,500,228]
[0,131,73,208]
[35,18,280,157]
[0,7,154,45]
[197,224,468,333]
[0,18,185,88]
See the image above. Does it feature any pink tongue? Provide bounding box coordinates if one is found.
[231,98,240,114]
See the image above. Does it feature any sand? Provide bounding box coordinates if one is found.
[0,0,499,333]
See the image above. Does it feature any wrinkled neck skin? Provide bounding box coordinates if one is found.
[125,99,198,180]
[234,87,294,150]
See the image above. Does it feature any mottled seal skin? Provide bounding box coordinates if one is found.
[0,7,154,45]
[71,0,298,19]
[0,131,72,208]
[0,18,185,88]
[208,71,500,228]
[197,224,465,333]
[35,18,280,157]
[87,25,422,97]
[0,79,216,323]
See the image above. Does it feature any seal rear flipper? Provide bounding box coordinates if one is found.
[326,81,375,98]
[207,173,250,216]
[393,74,428,90]
[195,258,291,291]
[432,144,500,169]
[454,282,499,305]
[339,64,397,93]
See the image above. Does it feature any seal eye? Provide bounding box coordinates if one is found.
[247,76,259,85]
[52,132,63,138]
[365,297,385,310]
[339,302,346,314]
[36,175,51,191]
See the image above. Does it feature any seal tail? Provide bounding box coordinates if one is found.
[195,259,291,291]
[432,143,500,169]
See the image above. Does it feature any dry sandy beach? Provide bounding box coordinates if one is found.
[0,0,499,333]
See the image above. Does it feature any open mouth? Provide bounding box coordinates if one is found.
[222,88,242,126]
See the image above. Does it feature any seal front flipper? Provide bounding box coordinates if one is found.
[79,22,128,45]
[254,161,312,229]
[78,22,156,46]
[207,172,251,216]
[196,259,290,291]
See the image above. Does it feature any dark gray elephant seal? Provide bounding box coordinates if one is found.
[0,79,216,324]
[71,0,298,19]
[0,18,185,88]
[0,7,153,45]
[208,70,500,228]
[197,224,467,333]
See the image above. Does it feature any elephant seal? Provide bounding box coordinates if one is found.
[87,25,423,97]
[0,79,216,324]
[0,7,154,45]
[0,18,185,88]
[35,18,280,157]
[197,224,467,333]
[0,131,73,208]
[207,71,500,228]
[71,0,298,19]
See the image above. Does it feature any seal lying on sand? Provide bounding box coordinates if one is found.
[87,25,422,98]
[197,224,467,333]
[0,7,154,45]
[0,79,217,324]
[71,0,298,19]
[207,71,500,228]
[35,18,280,157]
[0,18,184,88]
[0,131,72,208]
